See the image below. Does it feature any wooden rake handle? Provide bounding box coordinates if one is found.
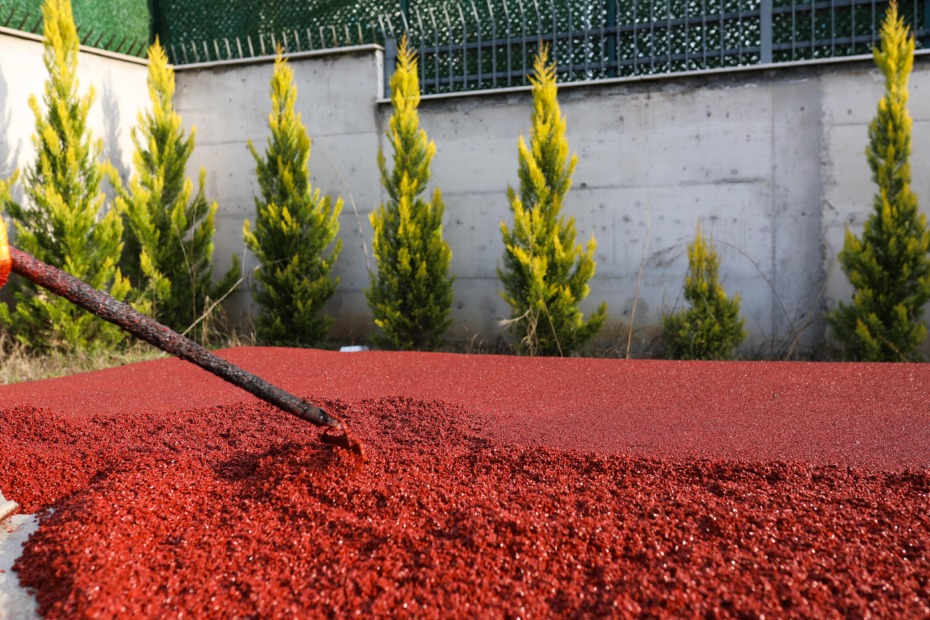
[0,235,363,456]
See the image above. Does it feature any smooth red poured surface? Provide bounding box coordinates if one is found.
[2,348,929,617]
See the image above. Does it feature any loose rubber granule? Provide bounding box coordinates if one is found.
[2,396,930,619]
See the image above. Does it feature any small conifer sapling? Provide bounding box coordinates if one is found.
[0,0,129,351]
[367,37,454,350]
[110,39,240,341]
[828,1,930,361]
[244,50,342,347]
[662,225,745,360]
[498,45,606,356]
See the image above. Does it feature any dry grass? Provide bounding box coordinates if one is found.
[0,327,256,386]
[0,333,162,385]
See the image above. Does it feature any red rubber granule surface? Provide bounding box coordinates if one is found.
[2,349,930,618]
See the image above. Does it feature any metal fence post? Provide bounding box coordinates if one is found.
[384,36,398,99]
[760,0,773,64]
[606,0,617,77]
[923,0,930,49]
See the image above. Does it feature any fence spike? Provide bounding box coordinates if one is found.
[224,37,231,59]
[428,7,439,92]
[456,2,467,90]
[399,3,410,34]
[306,27,314,49]
[236,36,243,58]
[259,33,266,56]
[531,0,542,52]
[191,42,199,63]
[247,34,254,57]
[442,4,453,90]
[3,8,14,27]
[384,14,395,39]
[294,29,301,52]
[203,41,210,61]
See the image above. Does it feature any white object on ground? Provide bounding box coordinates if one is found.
[339,345,369,352]
[0,501,14,525]
[0,489,39,620]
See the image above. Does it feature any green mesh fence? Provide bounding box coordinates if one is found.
[0,0,151,57]
[155,0,928,96]
[155,0,401,62]
[0,1,924,93]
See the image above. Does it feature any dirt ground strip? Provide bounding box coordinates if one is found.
[1,348,929,618]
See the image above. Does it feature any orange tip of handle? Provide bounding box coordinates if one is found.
[0,217,10,289]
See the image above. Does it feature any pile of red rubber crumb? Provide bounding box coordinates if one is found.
[2,394,929,618]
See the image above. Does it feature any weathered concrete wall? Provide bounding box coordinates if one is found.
[172,46,930,357]
[418,70,827,356]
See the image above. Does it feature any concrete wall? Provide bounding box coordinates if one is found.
[165,48,930,357]
[419,71,827,356]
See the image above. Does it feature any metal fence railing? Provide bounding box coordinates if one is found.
[157,0,929,95]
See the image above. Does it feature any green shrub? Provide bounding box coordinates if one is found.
[0,0,130,352]
[498,45,606,356]
[367,37,454,350]
[110,39,239,342]
[243,50,342,347]
[828,2,930,362]
[662,225,745,360]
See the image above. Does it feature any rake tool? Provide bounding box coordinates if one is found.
[0,219,363,457]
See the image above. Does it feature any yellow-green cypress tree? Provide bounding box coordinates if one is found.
[110,39,239,341]
[662,225,745,360]
[244,50,342,347]
[499,46,606,356]
[0,0,129,352]
[828,1,930,361]
[367,37,454,350]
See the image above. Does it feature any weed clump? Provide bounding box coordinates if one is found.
[663,225,745,360]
